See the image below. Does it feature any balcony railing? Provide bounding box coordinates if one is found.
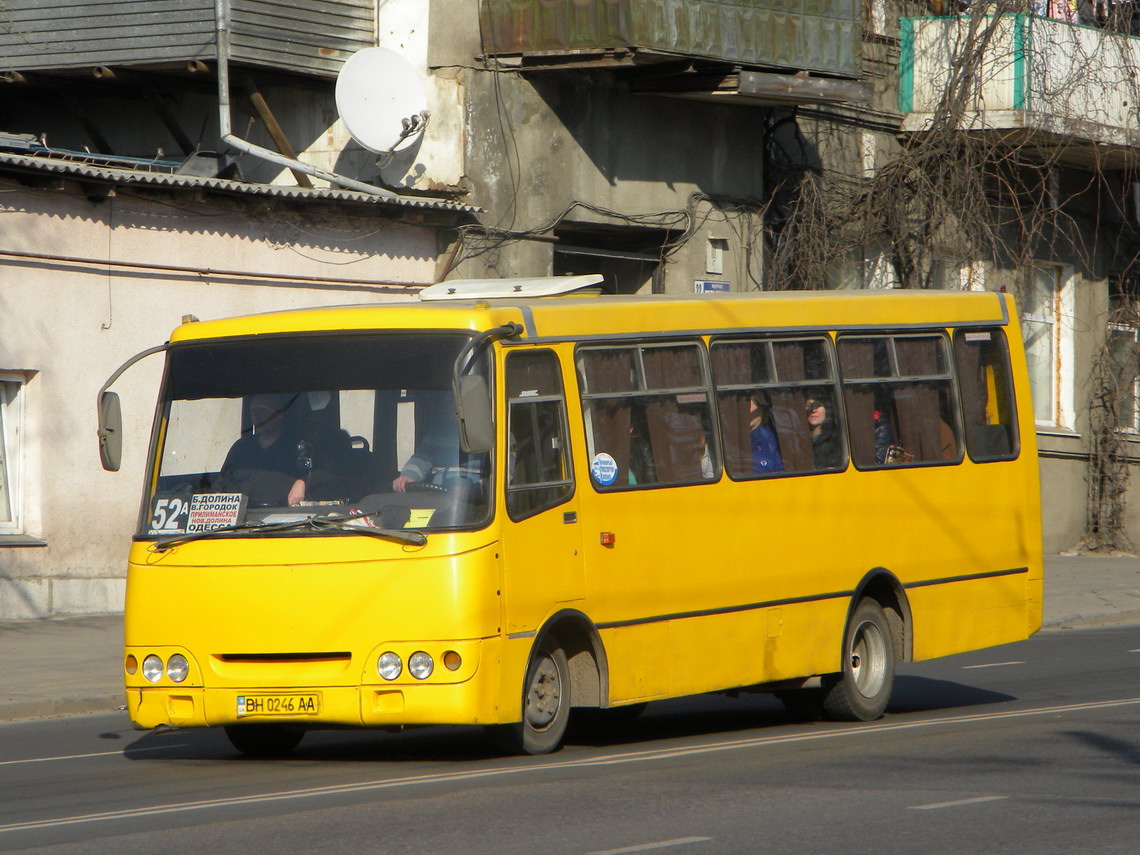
[899,14,1140,166]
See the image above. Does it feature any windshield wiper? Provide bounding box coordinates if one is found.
[150,511,427,551]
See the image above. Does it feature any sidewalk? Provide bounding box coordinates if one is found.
[2,554,1140,724]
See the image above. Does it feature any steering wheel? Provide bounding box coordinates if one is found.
[404,480,451,494]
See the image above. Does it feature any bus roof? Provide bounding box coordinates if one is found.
[167,289,1014,345]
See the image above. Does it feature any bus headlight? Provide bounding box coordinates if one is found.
[377,652,402,681]
[142,654,164,683]
[166,654,189,683]
[409,651,434,680]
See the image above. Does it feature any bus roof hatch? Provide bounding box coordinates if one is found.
[419,274,603,301]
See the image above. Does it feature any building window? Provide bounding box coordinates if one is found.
[552,224,669,294]
[0,374,25,534]
[1107,274,1140,432]
[1021,264,1074,429]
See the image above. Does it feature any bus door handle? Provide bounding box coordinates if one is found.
[563,511,577,524]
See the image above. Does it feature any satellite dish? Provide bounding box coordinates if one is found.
[335,48,429,154]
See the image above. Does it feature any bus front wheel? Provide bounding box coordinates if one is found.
[224,723,305,757]
[491,643,571,755]
[821,599,895,722]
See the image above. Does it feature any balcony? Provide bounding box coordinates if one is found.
[899,14,1140,168]
[480,0,868,106]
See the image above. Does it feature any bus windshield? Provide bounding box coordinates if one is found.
[140,332,492,539]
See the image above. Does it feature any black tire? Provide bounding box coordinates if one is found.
[821,599,895,722]
[489,643,571,755]
[224,723,305,757]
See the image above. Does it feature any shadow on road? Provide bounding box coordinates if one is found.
[887,675,1015,713]
[121,674,1016,763]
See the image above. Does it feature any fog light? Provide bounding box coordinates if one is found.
[377,652,402,681]
[142,654,164,683]
[443,651,462,671]
[124,654,138,675]
[409,651,434,680]
[166,654,189,683]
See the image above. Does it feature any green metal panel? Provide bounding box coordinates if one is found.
[1013,13,1029,111]
[899,16,914,115]
[480,0,861,78]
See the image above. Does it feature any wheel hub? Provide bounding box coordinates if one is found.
[525,655,562,730]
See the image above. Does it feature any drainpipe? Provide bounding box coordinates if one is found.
[214,0,398,198]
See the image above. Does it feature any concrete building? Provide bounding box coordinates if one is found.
[1,0,1133,617]
[0,1,472,617]
[898,9,1140,552]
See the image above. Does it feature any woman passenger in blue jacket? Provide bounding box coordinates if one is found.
[749,395,784,474]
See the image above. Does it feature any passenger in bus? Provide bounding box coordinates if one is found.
[749,395,783,474]
[628,405,656,484]
[805,394,842,469]
[873,407,894,464]
[219,393,308,506]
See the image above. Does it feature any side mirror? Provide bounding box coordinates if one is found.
[456,374,493,454]
[98,391,123,471]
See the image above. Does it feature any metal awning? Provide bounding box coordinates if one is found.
[0,152,476,213]
[628,67,872,107]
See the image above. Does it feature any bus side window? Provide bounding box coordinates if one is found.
[506,350,574,519]
[839,334,961,468]
[579,343,716,489]
[953,328,1020,462]
[711,337,844,477]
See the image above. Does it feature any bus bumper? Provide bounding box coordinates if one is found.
[125,640,507,730]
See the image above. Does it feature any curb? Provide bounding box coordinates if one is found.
[1043,610,1140,630]
[0,695,124,724]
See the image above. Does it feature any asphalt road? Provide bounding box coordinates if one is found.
[2,625,1140,854]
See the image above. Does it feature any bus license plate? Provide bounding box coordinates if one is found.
[236,694,320,717]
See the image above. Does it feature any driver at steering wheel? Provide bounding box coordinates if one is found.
[392,425,461,493]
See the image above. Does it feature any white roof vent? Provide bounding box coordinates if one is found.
[420,274,604,301]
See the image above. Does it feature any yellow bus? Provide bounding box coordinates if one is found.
[100,277,1042,756]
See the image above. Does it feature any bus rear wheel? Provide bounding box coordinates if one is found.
[224,723,305,757]
[490,643,571,755]
[821,599,895,722]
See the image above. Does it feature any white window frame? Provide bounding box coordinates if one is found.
[929,255,985,291]
[1021,264,1075,430]
[1107,274,1140,433]
[0,373,25,534]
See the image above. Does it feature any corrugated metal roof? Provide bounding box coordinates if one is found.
[0,152,475,213]
[0,0,374,78]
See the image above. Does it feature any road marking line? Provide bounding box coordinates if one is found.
[0,744,188,767]
[961,661,1025,670]
[4,696,1140,835]
[587,837,712,854]
[911,796,1009,811]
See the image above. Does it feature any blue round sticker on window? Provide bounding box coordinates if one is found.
[591,452,618,486]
